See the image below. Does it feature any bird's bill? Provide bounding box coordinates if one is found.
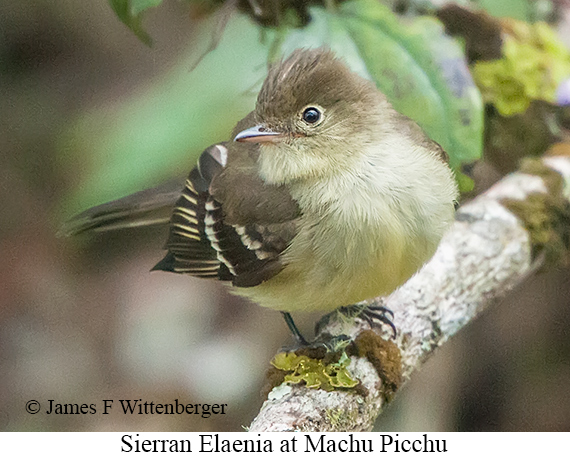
[234,124,284,143]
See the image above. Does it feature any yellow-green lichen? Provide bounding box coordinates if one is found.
[270,351,359,392]
[262,330,404,400]
[472,20,570,116]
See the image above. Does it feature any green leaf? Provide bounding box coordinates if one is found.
[278,6,373,81]
[340,0,483,169]
[129,0,162,16]
[108,0,163,45]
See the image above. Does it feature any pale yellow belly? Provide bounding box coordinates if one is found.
[233,226,437,313]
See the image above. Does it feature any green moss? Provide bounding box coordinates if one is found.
[501,158,570,264]
[261,365,289,398]
[350,330,403,402]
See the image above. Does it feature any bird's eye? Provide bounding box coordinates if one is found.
[302,107,322,125]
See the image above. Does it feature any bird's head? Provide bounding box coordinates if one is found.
[234,48,394,184]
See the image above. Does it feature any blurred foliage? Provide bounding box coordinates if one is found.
[474,0,558,22]
[109,0,318,37]
[483,101,563,173]
[473,19,570,116]
[435,5,503,63]
[340,0,482,171]
[62,0,484,215]
[433,3,570,175]
[107,0,560,42]
[384,0,557,22]
[58,14,270,216]
[474,0,535,21]
[108,0,162,45]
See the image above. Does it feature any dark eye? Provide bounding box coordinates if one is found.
[302,107,322,124]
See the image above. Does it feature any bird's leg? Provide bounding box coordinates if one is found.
[281,312,355,355]
[281,312,309,347]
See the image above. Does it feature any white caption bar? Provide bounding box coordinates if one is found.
[2,432,567,456]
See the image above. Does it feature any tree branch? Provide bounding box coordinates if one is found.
[249,152,570,432]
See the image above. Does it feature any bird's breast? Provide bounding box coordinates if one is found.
[236,144,457,312]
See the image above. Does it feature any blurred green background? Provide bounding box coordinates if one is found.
[1,0,569,432]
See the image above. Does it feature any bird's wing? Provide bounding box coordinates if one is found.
[59,178,186,236]
[153,142,301,288]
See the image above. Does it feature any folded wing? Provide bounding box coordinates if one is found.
[153,142,300,288]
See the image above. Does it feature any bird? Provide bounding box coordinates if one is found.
[63,48,459,344]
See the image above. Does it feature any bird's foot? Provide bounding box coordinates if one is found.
[281,333,353,358]
[339,301,397,339]
[280,312,352,355]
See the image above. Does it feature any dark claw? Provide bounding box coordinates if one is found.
[364,309,397,339]
[367,304,394,319]
[339,303,397,339]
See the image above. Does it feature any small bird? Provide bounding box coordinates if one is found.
[64,49,458,343]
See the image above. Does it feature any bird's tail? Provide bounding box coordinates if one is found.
[58,178,185,237]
